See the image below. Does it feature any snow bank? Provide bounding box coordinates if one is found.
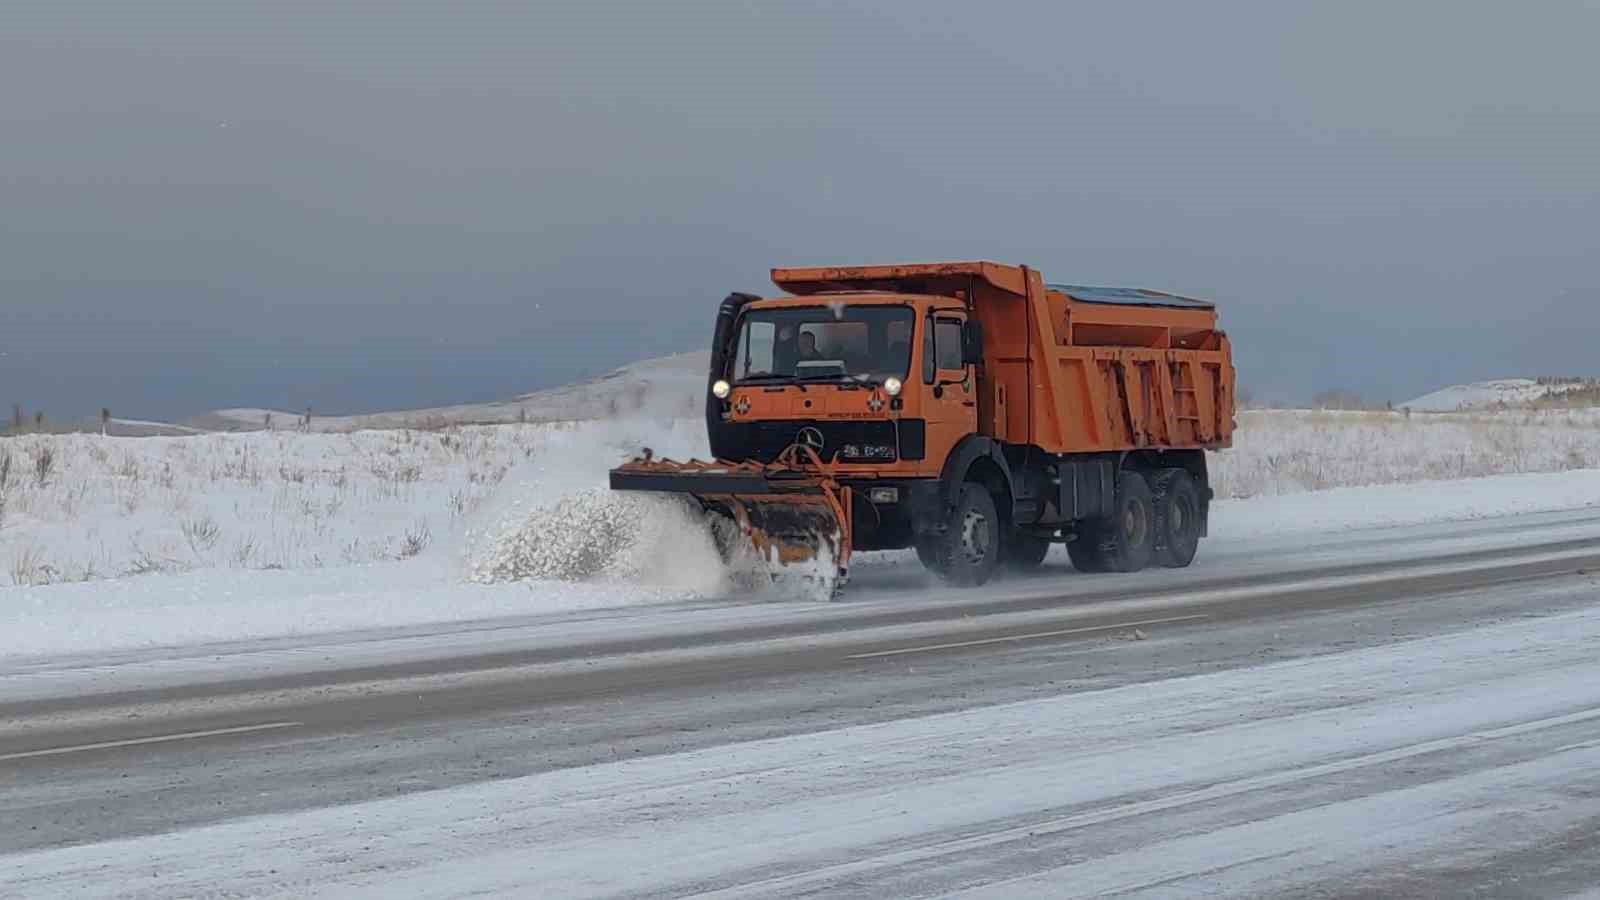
[0,563,697,662]
[1213,469,1600,540]
[6,384,1600,661]
[3,467,1598,662]
[1212,407,1600,498]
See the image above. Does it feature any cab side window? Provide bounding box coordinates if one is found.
[935,319,964,372]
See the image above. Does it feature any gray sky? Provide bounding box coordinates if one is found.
[5,1,1598,420]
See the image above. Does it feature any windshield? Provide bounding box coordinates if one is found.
[730,305,913,385]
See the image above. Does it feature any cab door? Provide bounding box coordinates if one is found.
[919,310,978,469]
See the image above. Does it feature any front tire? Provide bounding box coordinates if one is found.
[931,482,1003,586]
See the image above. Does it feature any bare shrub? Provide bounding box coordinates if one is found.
[128,540,178,576]
[120,485,144,516]
[116,455,142,480]
[10,545,56,586]
[230,534,259,568]
[74,559,99,583]
[1311,389,1370,411]
[32,445,55,486]
[399,519,432,558]
[0,449,11,527]
[181,514,222,557]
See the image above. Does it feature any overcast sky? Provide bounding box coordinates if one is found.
[5,1,1598,420]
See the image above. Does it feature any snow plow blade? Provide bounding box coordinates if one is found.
[608,446,853,589]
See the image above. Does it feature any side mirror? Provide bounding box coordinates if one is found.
[961,321,984,367]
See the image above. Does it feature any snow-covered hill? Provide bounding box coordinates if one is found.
[193,351,711,432]
[1403,378,1585,412]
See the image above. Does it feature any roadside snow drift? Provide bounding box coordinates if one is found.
[4,365,1600,661]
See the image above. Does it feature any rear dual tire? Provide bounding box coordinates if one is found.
[1077,470,1155,573]
[1067,467,1202,573]
[1151,469,1201,568]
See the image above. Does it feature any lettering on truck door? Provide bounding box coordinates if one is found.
[921,312,977,467]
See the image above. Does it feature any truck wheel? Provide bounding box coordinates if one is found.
[1152,469,1201,568]
[1066,534,1105,573]
[914,539,947,576]
[1005,532,1051,570]
[935,482,1003,586]
[1092,470,1155,573]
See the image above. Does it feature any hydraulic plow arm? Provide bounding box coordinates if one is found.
[609,445,854,579]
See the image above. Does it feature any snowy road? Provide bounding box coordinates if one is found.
[4,510,1600,897]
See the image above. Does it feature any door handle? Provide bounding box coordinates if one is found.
[961,400,976,407]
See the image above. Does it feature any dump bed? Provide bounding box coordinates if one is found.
[773,261,1235,454]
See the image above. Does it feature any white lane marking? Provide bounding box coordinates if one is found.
[846,614,1209,660]
[0,721,302,762]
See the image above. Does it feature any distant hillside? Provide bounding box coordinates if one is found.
[1403,378,1596,412]
[191,352,711,432]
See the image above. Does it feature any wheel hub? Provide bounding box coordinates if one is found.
[1123,501,1148,544]
[960,509,990,564]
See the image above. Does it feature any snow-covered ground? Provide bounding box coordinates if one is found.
[5,353,1600,661]
[1216,407,1600,497]
[3,419,1600,661]
[5,404,1599,585]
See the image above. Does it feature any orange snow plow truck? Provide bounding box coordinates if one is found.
[610,261,1235,592]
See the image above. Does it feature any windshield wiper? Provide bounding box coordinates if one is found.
[737,373,807,391]
[794,372,882,389]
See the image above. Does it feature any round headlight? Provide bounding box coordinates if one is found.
[711,379,731,399]
[883,376,903,397]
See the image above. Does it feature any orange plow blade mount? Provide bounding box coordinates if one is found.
[608,446,853,589]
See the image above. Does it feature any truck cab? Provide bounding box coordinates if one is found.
[706,291,991,558]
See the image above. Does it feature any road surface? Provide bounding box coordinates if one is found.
[4,509,1600,897]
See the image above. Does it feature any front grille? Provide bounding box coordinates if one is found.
[726,420,909,464]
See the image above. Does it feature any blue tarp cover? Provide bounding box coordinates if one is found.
[1047,284,1215,310]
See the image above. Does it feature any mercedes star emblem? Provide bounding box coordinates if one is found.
[796,427,825,451]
